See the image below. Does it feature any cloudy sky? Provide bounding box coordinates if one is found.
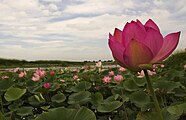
[0,0,185,61]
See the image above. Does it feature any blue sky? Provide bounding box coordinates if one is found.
[0,0,185,61]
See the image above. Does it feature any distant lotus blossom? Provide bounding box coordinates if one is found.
[118,67,127,72]
[102,76,112,83]
[114,75,124,83]
[137,70,156,78]
[60,69,64,74]
[184,64,186,69]
[96,61,102,68]
[65,67,70,71]
[60,79,65,83]
[19,71,27,78]
[153,64,158,69]
[50,71,55,75]
[73,68,78,72]
[43,83,50,89]
[32,69,46,82]
[108,71,114,76]
[34,70,46,78]
[14,67,20,72]
[160,64,165,68]
[73,75,79,80]
[32,76,40,81]
[1,76,9,79]
[108,66,112,69]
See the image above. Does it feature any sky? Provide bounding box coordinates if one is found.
[0,0,185,61]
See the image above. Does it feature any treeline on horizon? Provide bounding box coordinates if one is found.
[0,58,115,68]
[0,50,185,68]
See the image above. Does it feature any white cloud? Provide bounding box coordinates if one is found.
[63,0,134,15]
[0,0,185,61]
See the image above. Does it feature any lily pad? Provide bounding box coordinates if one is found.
[35,107,96,120]
[70,81,91,92]
[97,101,123,113]
[51,93,66,103]
[68,91,91,105]
[129,91,150,108]
[16,106,33,116]
[4,87,26,102]
[123,79,141,91]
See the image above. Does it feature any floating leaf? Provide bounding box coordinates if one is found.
[91,92,103,105]
[73,107,96,120]
[167,103,186,117]
[123,79,141,91]
[16,107,33,116]
[133,78,146,87]
[97,101,123,113]
[68,91,91,105]
[129,91,150,108]
[4,87,26,102]
[70,81,91,92]
[51,93,66,103]
[35,107,96,120]
[153,81,182,92]
[0,79,14,91]
[136,111,159,120]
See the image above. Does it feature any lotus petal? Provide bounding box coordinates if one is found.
[143,27,163,56]
[122,21,146,47]
[145,19,160,32]
[151,32,180,63]
[123,39,153,70]
[109,34,126,67]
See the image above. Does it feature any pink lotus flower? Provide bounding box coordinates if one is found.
[50,71,55,75]
[108,66,112,69]
[60,79,65,83]
[32,69,46,82]
[137,70,156,78]
[73,75,79,80]
[108,71,114,76]
[32,76,40,81]
[96,61,102,68]
[43,83,50,89]
[1,76,9,79]
[19,71,27,78]
[114,75,124,83]
[14,67,20,72]
[34,70,46,78]
[184,64,186,69]
[109,19,180,71]
[160,64,165,68]
[73,68,78,72]
[102,76,112,83]
[118,67,127,72]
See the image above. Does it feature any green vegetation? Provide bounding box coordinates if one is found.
[0,58,115,68]
[163,50,186,67]
[0,51,186,119]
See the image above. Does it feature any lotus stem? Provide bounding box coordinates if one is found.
[144,70,163,120]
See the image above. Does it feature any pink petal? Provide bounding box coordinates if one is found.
[108,34,126,67]
[143,27,163,56]
[136,19,146,31]
[151,32,180,63]
[123,39,153,70]
[113,28,122,43]
[122,21,146,47]
[145,19,160,32]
